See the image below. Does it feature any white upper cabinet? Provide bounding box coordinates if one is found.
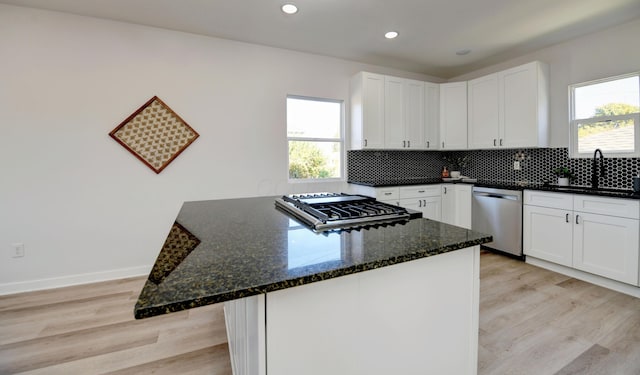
[467,73,500,149]
[384,77,425,149]
[384,76,405,149]
[439,82,468,150]
[351,72,426,150]
[467,61,549,149]
[403,79,426,149]
[351,72,385,149]
[424,82,440,150]
[501,61,549,148]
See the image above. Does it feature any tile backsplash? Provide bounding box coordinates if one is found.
[347,148,640,190]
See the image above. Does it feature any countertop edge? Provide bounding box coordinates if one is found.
[348,180,640,199]
[134,232,492,319]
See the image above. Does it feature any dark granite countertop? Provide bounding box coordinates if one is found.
[348,179,640,199]
[348,177,444,187]
[134,196,492,319]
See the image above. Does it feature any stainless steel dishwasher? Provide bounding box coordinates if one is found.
[472,187,523,257]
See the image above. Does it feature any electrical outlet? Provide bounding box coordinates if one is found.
[11,243,24,258]
[513,161,521,170]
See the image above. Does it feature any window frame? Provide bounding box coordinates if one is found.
[286,95,345,182]
[569,72,640,158]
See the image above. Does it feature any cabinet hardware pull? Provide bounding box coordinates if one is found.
[427,141,430,148]
[444,187,447,194]
[384,192,392,195]
[423,199,426,206]
[403,140,406,147]
[364,139,367,147]
[566,213,569,223]
[493,139,497,146]
[575,215,580,224]
[418,190,425,193]
[407,140,410,148]
[442,142,445,148]
[500,139,503,146]
[419,199,422,207]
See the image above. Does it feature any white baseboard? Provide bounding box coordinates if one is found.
[526,256,640,298]
[0,265,151,296]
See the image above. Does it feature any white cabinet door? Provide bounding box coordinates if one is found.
[467,73,499,149]
[351,72,385,149]
[499,61,549,148]
[422,197,442,221]
[573,212,639,285]
[424,82,440,150]
[404,79,425,149]
[523,205,573,267]
[454,184,472,229]
[439,82,467,150]
[441,184,471,229]
[467,62,549,150]
[385,77,425,149]
[400,197,441,221]
[441,185,455,226]
[398,185,441,221]
[352,73,427,150]
[384,76,405,149]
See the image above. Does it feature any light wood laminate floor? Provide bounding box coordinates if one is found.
[1,251,640,374]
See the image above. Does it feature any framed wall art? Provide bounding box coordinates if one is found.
[109,96,199,174]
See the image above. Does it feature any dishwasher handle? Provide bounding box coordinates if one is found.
[472,191,521,201]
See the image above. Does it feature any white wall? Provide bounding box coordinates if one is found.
[450,17,640,147]
[0,4,442,294]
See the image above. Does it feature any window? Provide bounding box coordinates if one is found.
[287,96,343,180]
[570,73,640,157]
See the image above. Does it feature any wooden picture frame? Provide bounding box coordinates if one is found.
[109,96,199,174]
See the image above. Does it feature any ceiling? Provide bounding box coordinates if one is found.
[2,0,640,78]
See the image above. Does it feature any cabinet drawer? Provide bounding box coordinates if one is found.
[399,185,441,199]
[376,187,400,201]
[524,190,573,210]
[349,185,399,200]
[574,195,639,219]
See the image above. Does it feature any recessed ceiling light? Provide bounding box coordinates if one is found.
[281,4,298,14]
[456,49,472,56]
[385,31,399,39]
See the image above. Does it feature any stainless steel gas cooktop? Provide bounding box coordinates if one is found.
[275,192,419,232]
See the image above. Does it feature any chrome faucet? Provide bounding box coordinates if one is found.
[591,148,605,189]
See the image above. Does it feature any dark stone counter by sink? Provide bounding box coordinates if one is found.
[134,196,492,319]
[348,178,640,199]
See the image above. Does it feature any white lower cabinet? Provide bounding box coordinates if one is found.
[350,184,443,221]
[442,184,472,229]
[523,205,573,267]
[350,183,472,226]
[399,185,442,221]
[524,190,640,286]
[573,212,639,285]
[400,196,442,221]
[226,247,481,375]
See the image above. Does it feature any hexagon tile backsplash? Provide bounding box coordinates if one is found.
[347,148,640,190]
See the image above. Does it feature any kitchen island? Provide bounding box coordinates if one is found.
[135,196,492,375]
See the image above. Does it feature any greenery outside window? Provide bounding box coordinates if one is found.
[569,73,640,158]
[287,96,343,180]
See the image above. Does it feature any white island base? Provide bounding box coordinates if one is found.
[224,246,480,375]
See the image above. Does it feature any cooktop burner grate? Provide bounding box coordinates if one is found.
[275,192,415,232]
